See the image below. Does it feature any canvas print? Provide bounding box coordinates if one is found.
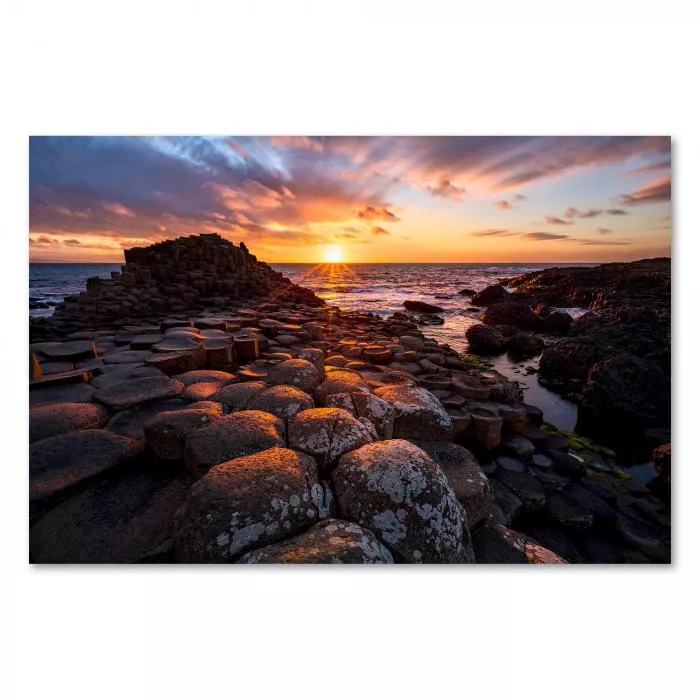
[28,136,671,564]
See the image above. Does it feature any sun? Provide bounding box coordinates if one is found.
[323,245,344,263]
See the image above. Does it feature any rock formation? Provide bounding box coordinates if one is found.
[27,237,671,564]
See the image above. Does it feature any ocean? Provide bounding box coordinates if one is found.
[29,261,592,433]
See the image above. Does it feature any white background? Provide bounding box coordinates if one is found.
[1,2,697,699]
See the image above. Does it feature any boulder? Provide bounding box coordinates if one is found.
[374,385,452,441]
[30,429,142,503]
[471,285,511,306]
[174,447,330,562]
[332,439,473,563]
[266,358,321,393]
[458,288,477,297]
[30,470,190,563]
[403,300,445,314]
[183,410,286,478]
[507,332,545,358]
[288,408,376,470]
[481,301,543,331]
[247,385,315,419]
[209,381,267,412]
[239,519,394,564]
[351,392,395,439]
[414,441,491,527]
[93,376,184,410]
[29,402,108,442]
[182,381,225,402]
[315,371,370,405]
[578,353,671,457]
[465,324,507,354]
[542,311,573,335]
[144,408,221,461]
[539,337,612,383]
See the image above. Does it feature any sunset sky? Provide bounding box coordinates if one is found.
[29,136,671,263]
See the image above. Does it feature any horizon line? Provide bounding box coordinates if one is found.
[29,258,663,265]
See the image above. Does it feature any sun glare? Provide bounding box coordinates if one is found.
[324,245,344,263]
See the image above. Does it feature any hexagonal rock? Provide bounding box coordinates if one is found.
[105,398,190,441]
[182,381,224,402]
[102,350,154,365]
[30,402,109,442]
[325,355,348,368]
[315,371,370,405]
[414,441,491,528]
[209,381,267,412]
[374,385,452,441]
[174,369,236,386]
[325,392,357,414]
[351,392,395,439]
[331,439,474,563]
[247,385,315,419]
[39,340,97,361]
[30,429,142,503]
[90,365,166,390]
[93,376,184,410]
[30,471,190,563]
[184,410,286,478]
[152,337,203,353]
[296,347,325,372]
[288,408,376,470]
[265,358,320,394]
[174,447,331,562]
[30,383,96,408]
[144,408,222,460]
[239,519,394,564]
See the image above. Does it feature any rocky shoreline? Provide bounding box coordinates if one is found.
[28,236,671,564]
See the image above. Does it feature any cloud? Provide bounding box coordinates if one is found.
[616,176,671,205]
[597,228,612,235]
[470,228,568,242]
[62,239,82,246]
[426,179,466,200]
[470,228,513,237]
[545,216,572,225]
[28,136,670,258]
[521,231,569,241]
[371,226,390,235]
[625,158,671,176]
[565,207,619,219]
[356,205,399,221]
[494,193,526,210]
[102,201,135,217]
[575,238,629,246]
[268,136,324,153]
[30,235,59,247]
